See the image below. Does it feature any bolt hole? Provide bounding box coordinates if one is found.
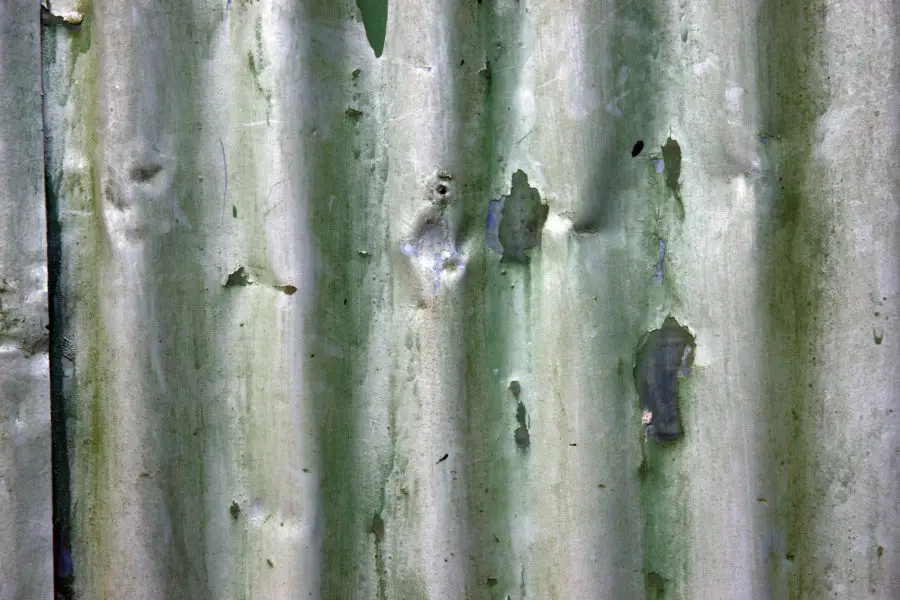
[436,184,448,195]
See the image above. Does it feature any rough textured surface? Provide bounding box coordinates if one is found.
[21,0,900,598]
[0,2,51,599]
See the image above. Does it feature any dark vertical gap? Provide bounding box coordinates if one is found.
[41,19,75,600]
[47,166,74,600]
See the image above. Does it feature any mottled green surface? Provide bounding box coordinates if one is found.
[30,0,900,599]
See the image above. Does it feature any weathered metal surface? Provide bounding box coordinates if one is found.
[21,0,900,598]
[0,2,51,599]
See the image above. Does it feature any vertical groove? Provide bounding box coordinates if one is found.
[757,1,828,597]
[41,15,74,600]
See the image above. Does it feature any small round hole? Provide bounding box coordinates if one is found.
[436,184,448,195]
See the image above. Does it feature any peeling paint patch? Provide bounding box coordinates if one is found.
[489,170,549,264]
[223,266,298,297]
[514,401,530,449]
[224,266,251,287]
[661,137,685,219]
[634,317,695,443]
[371,511,385,541]
[646,571,667,594]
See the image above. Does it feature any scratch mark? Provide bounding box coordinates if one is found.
[537,75,561,89]
[240,120,283,128]
[263,180,286,216]
[587,0,642,36]
[516,129,535,145]
[389,109,427,123]
[653,238,666,282]
[219,138,228,223]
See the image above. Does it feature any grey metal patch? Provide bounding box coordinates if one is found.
[633,316,696,443]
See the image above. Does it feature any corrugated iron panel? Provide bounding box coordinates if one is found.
[0,1,52,599]
[6,0,898,598]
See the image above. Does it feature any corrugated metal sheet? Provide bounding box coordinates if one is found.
[2,0,898,598]
[0,1,52,599]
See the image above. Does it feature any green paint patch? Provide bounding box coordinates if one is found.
[371,511,385,541]
[661,137,684,220]
[357,0,388,58]
[224,267,251,287]
[646,571,667,598]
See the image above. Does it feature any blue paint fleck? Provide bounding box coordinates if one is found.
[485,199,504,254]
[58,547,73,578]
[653,238,666,282]
[400,242,419,257]
[678,346,692,377]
